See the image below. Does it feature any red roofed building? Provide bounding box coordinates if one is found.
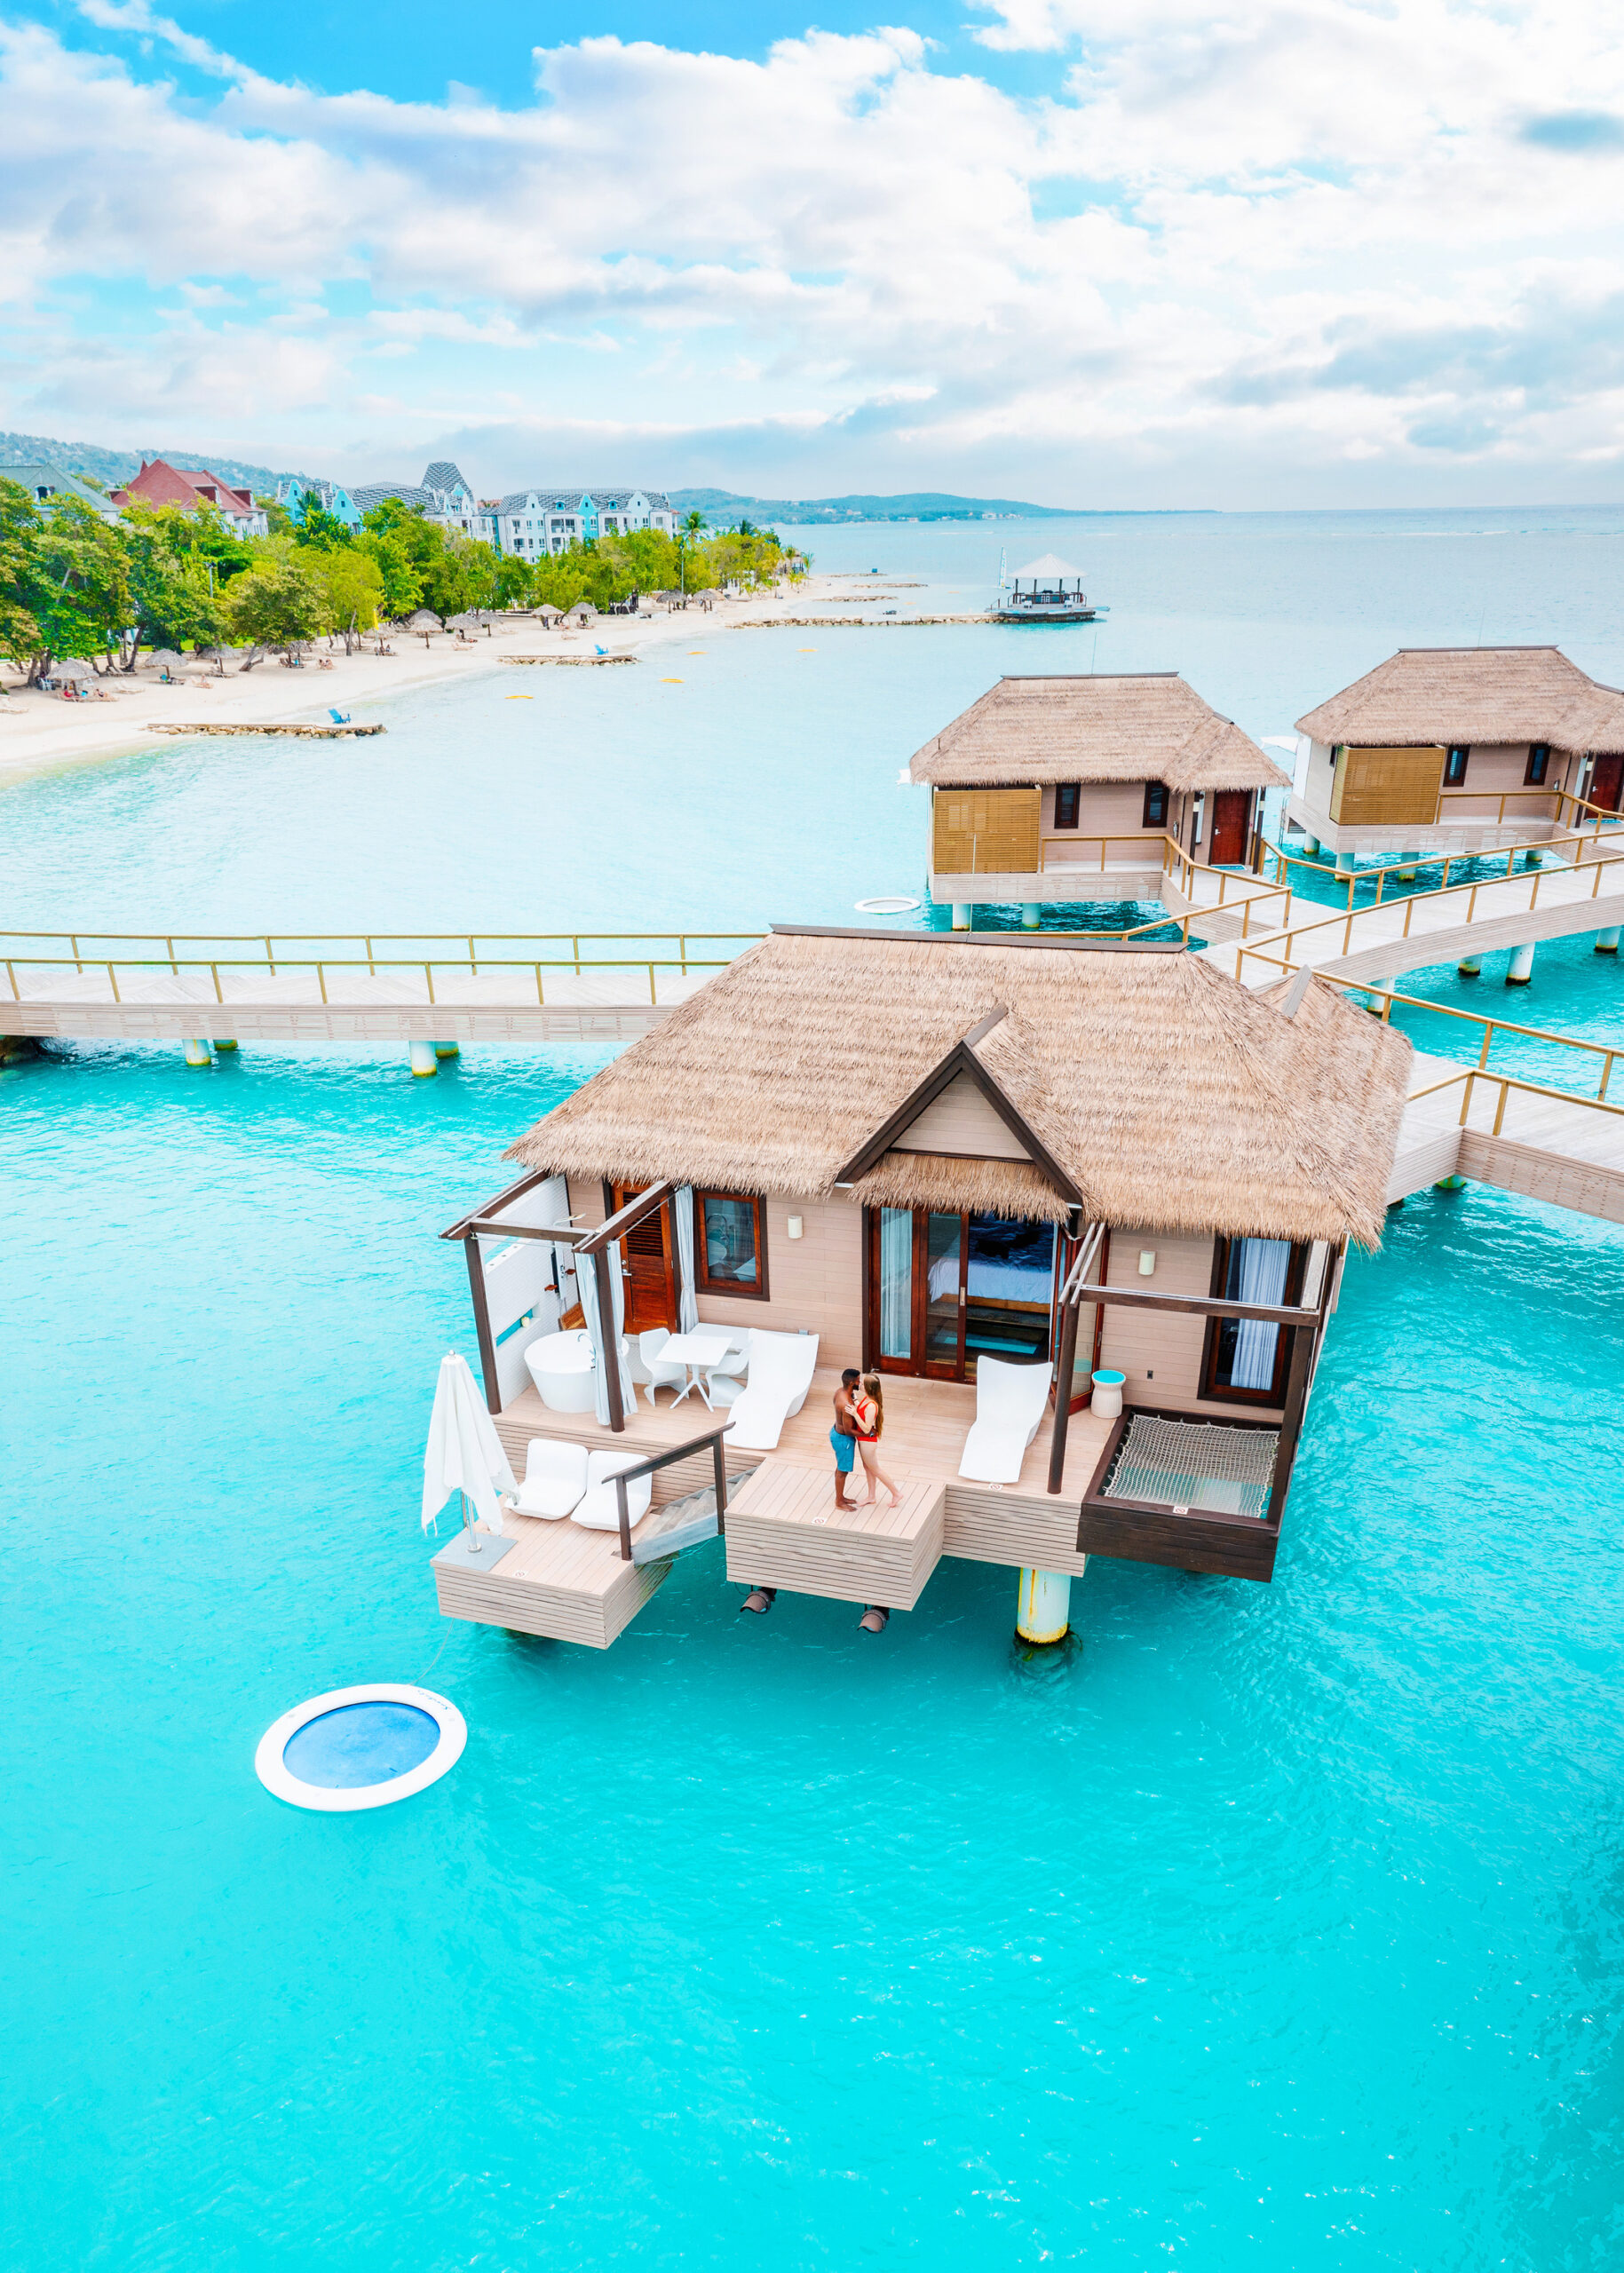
[108,458,268,537]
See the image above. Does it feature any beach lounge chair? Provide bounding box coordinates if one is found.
[511,1438,589,1520]
[721,1330,819,1452]
[571,1449,654,1532]
[958,1357,1052,1485]
[329,708,351,725]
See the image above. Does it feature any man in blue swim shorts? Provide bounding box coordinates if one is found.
[741,1367,863,1618]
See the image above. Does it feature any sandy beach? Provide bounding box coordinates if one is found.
[0,571,897,781]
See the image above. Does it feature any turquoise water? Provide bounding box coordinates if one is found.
[4,508,1623,2265]
[4,1041,1622,2268]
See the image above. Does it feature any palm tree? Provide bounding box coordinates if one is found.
[677,507,708,596]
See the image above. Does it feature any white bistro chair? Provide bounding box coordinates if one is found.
[638,1328,690,1405]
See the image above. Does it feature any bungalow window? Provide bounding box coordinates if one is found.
[1143,780,1168,828]
[696,1191,769,1300]
[1191,791,1205,848]
[1054,782,1081,829]
[1444,746,1470,788]
[1525,745,1550,786]
[1200,1238,1304,1406]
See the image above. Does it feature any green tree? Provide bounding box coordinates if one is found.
[227,553,324,657]
[0,478,44,675]
[120,503,232,666]
[24,496,131,681]
[311,545,384,648]
[294,503,355,552]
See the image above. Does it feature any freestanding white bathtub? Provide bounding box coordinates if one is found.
[524,1329,597,1414]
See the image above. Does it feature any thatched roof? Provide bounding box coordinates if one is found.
[504,929,1411,1246]
[1297,645,1624,752]
[909,676,1289,793]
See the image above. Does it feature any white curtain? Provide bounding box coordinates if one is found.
[577,1246,638,1426]
[1231,1238,1290,1390]
[879,1208,913,1359]
[673,1186,699,1333]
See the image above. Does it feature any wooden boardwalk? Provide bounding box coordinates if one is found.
[1388,1050,1624,1222]
[1198,843,1624,987]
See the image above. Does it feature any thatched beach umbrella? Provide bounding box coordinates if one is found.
[147,648,184,670]
[405,608,442,648]
[55,657,95,680]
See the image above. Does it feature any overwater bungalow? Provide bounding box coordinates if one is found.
[1292,645,1624,861]
[910,673,1290,926]
[433,928,1408,1649]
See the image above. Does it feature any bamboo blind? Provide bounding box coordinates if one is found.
[1329,746,1444,828]
[931,787,1042,874]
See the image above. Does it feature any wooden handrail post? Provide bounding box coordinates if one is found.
[211,962,223,1002]
[265,933,275,976]
[425,962,436,1005]
[1493,1081,1509,1137]
[615,1474,632,1561]
[595,1247,625,1432]
[108,960,121,1003]
[1047,1295,1082,1493]
[318,962,329,1004]
[713,1435,729,1533]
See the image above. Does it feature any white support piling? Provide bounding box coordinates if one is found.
[1458,954,1482,977]
[182,1037,211,1066]
[1303,836,1321,859]
[1335,849,1355,875]
[1596,926,1620,954]
[1363,976,1396,1013]
[433,1041,460,1059]
[951,902,973,931]
[408,1040,439,1077]
[1020,903,1041,930]
[1434,1174,1467,1191]
[1506,942,1535,986]
[211,1039,239,1052]
[1016,1567,1073,1645]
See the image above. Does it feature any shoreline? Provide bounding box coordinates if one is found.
[0,573,884,786]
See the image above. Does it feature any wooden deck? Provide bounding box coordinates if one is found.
[432,1515,671,1648]
[1387,1050,1624,1223]
[724,1461,946,1608]
[426,1366,1121,1644]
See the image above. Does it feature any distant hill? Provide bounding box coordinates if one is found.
[669,487,1081,527]
[0,429,315,497]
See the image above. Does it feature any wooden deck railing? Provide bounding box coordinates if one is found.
[600,1422,735,1562]
[1,930,763,1005]
[1406,1062,1624,1139]
[1224,841,1624,981]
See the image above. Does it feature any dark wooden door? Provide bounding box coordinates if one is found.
[1209,789,1250,865]
[610,1184,677,1334]
[1589,753,1624,814]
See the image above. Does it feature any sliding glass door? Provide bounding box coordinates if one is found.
[868,1207,1058,1382]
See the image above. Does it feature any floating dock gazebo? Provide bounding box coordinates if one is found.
[990,555,1105,623]
[432,927,1410,1650]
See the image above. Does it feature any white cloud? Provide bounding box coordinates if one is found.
[0,4,1615,498]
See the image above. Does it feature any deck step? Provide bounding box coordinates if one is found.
[630,1466,758,1565]
[724,1459,947,1610]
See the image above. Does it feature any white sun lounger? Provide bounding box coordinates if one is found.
[571,1448,655,1532]
[721,1329,820,1452]
[958,1357,1052,1484]
[512,1438,590,1520]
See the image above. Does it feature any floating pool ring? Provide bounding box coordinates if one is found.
[255,1684,465,1812]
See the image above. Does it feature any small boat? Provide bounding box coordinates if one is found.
[990,553,1106,624]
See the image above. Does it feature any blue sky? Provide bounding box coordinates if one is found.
[3,0,1621,504]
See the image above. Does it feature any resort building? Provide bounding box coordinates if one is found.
[274,476,363,532]
[107,457,268,537]
[909,674,1290,925]
[1291,645,1624,859]
[495,488,677,558]
[435,928,1408,1648]
[348,463,496,546]
[0,461,122,522]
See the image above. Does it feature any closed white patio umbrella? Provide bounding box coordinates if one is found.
[422,1352,516,1545]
